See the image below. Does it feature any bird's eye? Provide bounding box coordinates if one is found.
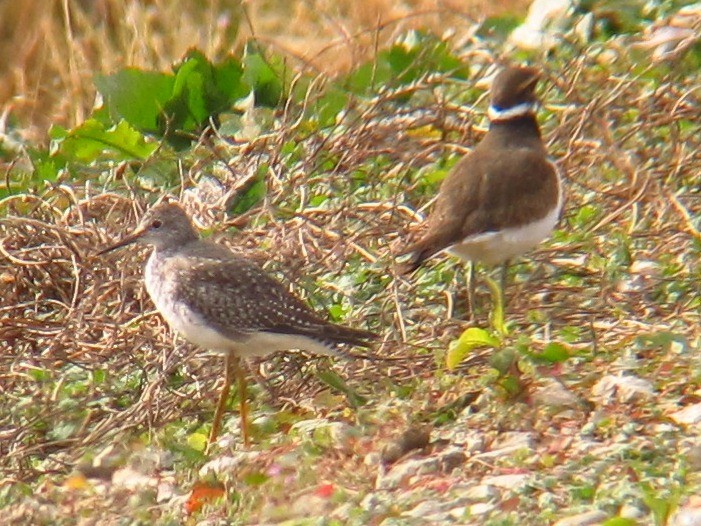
[151,219,162,229]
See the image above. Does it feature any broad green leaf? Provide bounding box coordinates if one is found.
[95,69,174,131]
[458,327,501,348]
[344,59,393,94]
[536,342,571,364]
[446,327,500,370]
[29,148,64,183]
[243,43,285,107]
[243,471,269,486]
[166,49,247,130]
[50,119,156,162]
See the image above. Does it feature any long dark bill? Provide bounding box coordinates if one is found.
[96,226,146,255]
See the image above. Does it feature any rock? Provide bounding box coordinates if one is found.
[198,452,257,477]
[670,403,701,425]
[670,496,701,526]
[381,426,432,464]
[591,374,654,404]
[620,502,647,519]
[463,484,500,501]
[111,467,155,491]
[438,429,485,453]
[467,502,495,515]
[438,447,467,472]
[492,432,536,450]
[360,492,388,514]
[364,451,382,466]
[375,457,440,490]
[685,444,701,471]
[533,379,581,408]
[290,494,332,518]
[326,422,359,453]
[508,0,575,50]
[481,473,530,490]
[405,501,445,518]
[553,510,608,526]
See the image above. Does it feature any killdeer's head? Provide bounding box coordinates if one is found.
[487,66,541,122]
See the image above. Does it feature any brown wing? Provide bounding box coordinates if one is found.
[170,244,376,347]
[399,143,559,272]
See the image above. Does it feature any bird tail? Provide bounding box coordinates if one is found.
[395,241,434,275]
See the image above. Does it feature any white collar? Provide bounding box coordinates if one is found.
[488,101,536,122]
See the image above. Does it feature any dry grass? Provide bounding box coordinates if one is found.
[0,0,527,143]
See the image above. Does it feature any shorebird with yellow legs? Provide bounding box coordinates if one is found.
[99,202,377,449]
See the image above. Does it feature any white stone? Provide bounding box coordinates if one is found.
[508,0,575,50]
[111,467,154,491]
[553,510,608,526]
[670,403,701,425]
[406,501,444,518]
[481,473,530,490]
[533,379,580,407]
[198,452,255,477]
[364,451,382,466]
[591,374,654,404]
[468,502,496,515]
[492,432,536,450]
[463,484,500,501]
[376,457,440,490]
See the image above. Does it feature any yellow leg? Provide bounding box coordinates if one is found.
[233,356,250,447]
[208,353,235,451]
[466,261,476,320]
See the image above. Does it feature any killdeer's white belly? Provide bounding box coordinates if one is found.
[449,168,563,265]
[144,254,337,358]
[448,204,560,265]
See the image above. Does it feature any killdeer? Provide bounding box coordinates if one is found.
[99,202,377,448]
[398,65,563,313]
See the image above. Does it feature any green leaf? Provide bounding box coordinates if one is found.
[96,50,249,149]
[230,175,267,215]
[477,15,522,39]
[187,431,208,452]
[446,327,500,370]
[532,342,571,364]
[242,43,285,107]
[314,87,348,128]
[344,59,393,94]
[490,348,516,376]
[497,373,523,397]
[315,368,367,408]
[343,31,468,97]
[242,471,269,486]
[166,49,247,129]
[50,119,156,162]
[601,518,637,526]
[95,69,174,132]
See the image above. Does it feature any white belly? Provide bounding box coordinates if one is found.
[144,255,336,358]
[448,185,562,266]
